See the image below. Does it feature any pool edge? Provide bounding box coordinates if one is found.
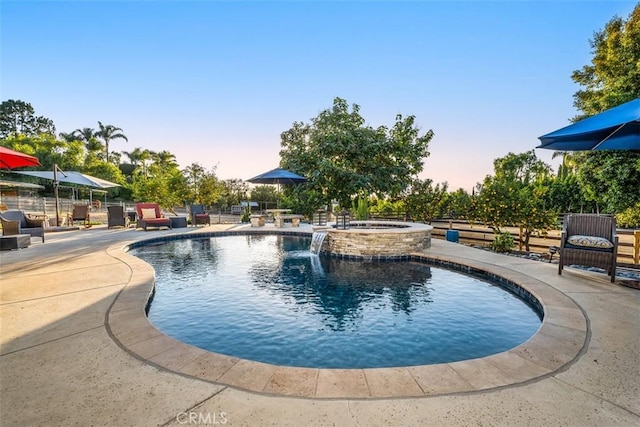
[105,230,588,400]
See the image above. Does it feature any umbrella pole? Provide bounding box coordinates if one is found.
[53,165,60,227]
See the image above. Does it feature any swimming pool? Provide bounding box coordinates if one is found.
[131,234,542,369]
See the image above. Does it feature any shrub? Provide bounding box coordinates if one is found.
[616,202,640,228]
[491,232,514,253]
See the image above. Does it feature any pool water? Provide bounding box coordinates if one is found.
[132,235,541,369]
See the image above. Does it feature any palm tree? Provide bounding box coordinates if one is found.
[58,131,77,142]
[123,147,154,176]
[95,121,128,163]
[152,150,178,169]
[72,127,95,142]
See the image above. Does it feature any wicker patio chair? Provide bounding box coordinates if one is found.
[0,210,46,242]
[68,204,91,228]
[107,205,129,229]
[558,214,618,282]
[190,204,211,227]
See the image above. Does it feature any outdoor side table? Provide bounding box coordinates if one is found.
[0,234,31,251]
[169,216,188,228]
[126,211,137,227]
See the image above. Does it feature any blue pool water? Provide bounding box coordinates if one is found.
[132,234,542,368]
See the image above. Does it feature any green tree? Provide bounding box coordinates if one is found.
[0,99,55,138]
[221,178,249,207]
[152,150,178,169]
[250,185,280,210]
[122,147,153,177]
[95,121,128,163]
[574,150,640,213]
[72,127,96,142]
[182,163,224,206]
[279,97,433,209]
[404,179,449,224]
[571,4,640,116]
[446,188,472,219]
[565,5,640,216]
[1,133,84,171]
[130,163,188,212]
[545,174,590,213]
[472,151,557,251]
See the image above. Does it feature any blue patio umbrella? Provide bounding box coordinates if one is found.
[247,168,308,185]
[247,168,307,209]
[537,98,640,151]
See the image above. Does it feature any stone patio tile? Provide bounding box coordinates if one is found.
[315,369,370,398]
[263,367,318,397]
[364,367,424,398]
[448,358,515,390]
[217,359,277,393]
[407,364,473,395]
[127,332,182,359]
[148,342,210,371]
[180,352,239,382]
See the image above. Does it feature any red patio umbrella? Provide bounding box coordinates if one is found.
[0,146,41,169]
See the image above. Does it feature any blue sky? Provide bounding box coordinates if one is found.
[1,0,636,191]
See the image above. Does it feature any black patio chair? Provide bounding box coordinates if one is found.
[107,205,129,229]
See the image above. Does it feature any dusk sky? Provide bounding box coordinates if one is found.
[2,1,637,191]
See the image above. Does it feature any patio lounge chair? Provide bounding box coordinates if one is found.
[0,209,45,242]
[135,203,172,231]
[68,204,91,228]
[107,205,129,229]
[558,213,618,282]
[190,204,210,227]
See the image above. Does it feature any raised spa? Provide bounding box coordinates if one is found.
[131,233,541,369]
[316,220,433,259]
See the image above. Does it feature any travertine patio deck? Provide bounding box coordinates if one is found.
[1,223,638,426]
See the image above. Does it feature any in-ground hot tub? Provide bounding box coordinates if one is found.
[318,220,433,259]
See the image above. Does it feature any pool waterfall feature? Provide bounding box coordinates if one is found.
[312,220,433,259]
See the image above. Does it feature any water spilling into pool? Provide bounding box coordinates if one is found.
[309,231,327,254]
[132,234,541,368]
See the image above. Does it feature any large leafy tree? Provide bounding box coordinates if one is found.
[279,97,433,209]
[0,99,55,138]
[95,121,128,163]
[566,4,640,219]
[571,4,640,115]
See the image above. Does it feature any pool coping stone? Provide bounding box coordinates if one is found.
[106,229,588,399]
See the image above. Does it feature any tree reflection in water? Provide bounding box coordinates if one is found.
[249,247,433,331]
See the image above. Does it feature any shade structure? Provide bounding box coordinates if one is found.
[247,168,308,185]
[13,171,121,189]
[0,180,45,190]
[537,98,640,151]
[0,146,41,169]
[14,169,121,226]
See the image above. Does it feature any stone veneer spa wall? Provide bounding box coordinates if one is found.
[320,221,433,259]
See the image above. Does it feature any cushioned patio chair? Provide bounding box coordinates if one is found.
[558,214,618,282]
[107,205,129,229]
[0,209,45,242]
[190,204,211,227]
[68,204,91,228]
[135,203,172,231]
